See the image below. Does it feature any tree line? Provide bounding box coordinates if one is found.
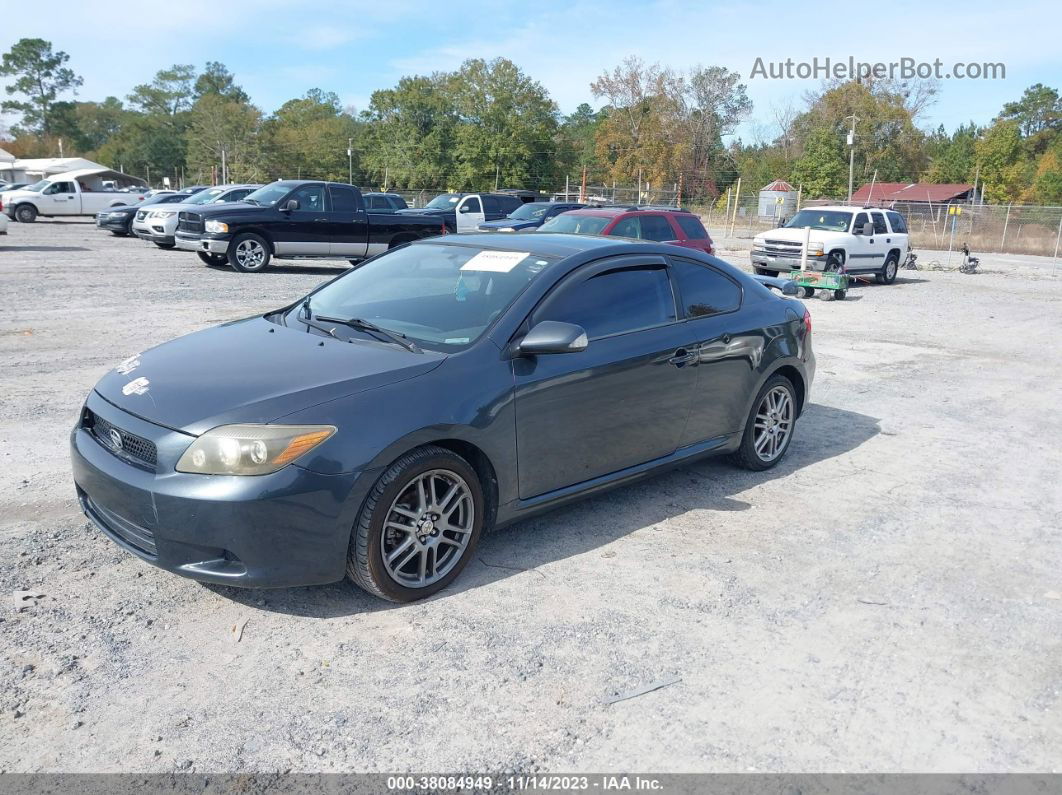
[1,38,1059,205]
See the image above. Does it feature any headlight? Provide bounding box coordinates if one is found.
[176,424,336,475]
[497,227,515,232]
[753,236,765,248]
[150,211,175,219]
[205,220,229,234]
[805,243,824,256]
[108,211,129,219]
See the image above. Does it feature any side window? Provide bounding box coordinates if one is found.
[290,184,327,212]
[887,212,908,233]
[500,196,521,214]
[538,265,676,339]
[671,259,741,318]
[852,212,869,234]
[47,181,75,195]
[366,196,386,210]
[482,195,499,213]
[675,215,708,240]
[639,215,676,242]
[461,196,482,214]
[331,187,360,212]
[871,212,888,234]
[389,196,407,210]
[221,189,249,203]
[609,217,641,239]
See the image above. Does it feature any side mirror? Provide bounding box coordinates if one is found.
[514,321,588,356]
[861,222,874,236]
[283,199,299,212]
[459,205,471,213]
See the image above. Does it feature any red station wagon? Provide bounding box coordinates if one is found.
[537,206,714,255]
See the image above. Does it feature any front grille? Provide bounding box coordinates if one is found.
[83,493,157,557]
[83,409,158,469]
[762,239,804,257]
[177,211,203,233]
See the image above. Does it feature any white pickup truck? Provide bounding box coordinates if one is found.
[751,205,910,285]
[2,168,148,223]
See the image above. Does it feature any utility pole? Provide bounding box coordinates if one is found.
[971,162,981,204]
[347,138,353,186]
[637,168,642,204]
[495,163,500,191]
[579,165,587,203]
[846,114,858,203]
[676,172,684,207]
[58,139,64,158]
[221,148,227,184]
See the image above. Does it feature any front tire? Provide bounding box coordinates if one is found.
[14,204,37,223]
[754,266,779,277]
[347,445,485,602]
[877,254,899,284]
[228,233,271,272]
[731,375,798,471]
[197,251,227,266]
[155,241,175,249]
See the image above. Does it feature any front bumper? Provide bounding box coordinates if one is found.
[97,216,131,232]
[751,250,828,272]
[175,233,230,255]
[134,228,175,246]
[70,391,369,588]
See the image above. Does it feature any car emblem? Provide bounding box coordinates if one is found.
[115,354,141,375]
[108,428,123,450]
[122,377,150,396]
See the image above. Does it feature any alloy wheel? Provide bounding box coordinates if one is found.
[885,260,898,281]
[381,469,475,588]
[235,239,266,269]
[753,386,793,462]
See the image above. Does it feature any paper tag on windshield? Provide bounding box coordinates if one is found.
[461,250,529,273]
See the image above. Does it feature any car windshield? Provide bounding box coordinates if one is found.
[784,210,853,232]
[185,187,228,205]
[295,243,558,352]
[539,214,610,235]
[425,194,463,210]
[243,183,296,206]
[21,180,48,192]
[509,202,551,221]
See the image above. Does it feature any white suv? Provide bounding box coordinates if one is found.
[751,205,910,285]
[132,184,259,248]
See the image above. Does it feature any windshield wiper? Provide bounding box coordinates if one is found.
[316,315,421,353]
[244,198,261,205]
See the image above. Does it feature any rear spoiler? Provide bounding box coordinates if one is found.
[751,273,800,296]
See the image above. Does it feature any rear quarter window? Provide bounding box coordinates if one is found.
[671,259,741,318]
[675,215,708,240]
[887,211,908,233]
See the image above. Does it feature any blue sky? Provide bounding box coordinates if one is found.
[4,0,1061,142]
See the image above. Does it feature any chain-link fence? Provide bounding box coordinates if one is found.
[694,192,1062,258]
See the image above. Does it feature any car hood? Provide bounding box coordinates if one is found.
[759,227,845,243]
[479,219,537,230]
[93,316,446,435]
[189,202,259,218]
[396,207,452,216]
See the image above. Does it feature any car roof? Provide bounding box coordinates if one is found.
[413,232,652,260]
[557,206,693,218]
[798,205,878,213]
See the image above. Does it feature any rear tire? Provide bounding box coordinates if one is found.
[14,204,37,223]
[877,254,899,284]
[347,445,485,602]
[197,251,227,266]
[228,233,271,273]
[754,266,779,277]
[731,375,798,471]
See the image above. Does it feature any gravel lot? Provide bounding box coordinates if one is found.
[1,219,1060,773]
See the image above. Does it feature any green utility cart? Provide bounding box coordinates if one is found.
[786,268,849,301]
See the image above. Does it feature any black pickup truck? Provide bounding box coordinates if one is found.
[174,180,445,272]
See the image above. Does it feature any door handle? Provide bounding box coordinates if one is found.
[668,348,696,367]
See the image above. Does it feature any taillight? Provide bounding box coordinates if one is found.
[803,308,812,336]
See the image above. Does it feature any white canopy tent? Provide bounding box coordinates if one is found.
[0,156,108,184]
